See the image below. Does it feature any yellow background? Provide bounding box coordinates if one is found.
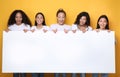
[0,0,120,77]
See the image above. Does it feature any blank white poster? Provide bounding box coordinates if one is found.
[2,31,115,73]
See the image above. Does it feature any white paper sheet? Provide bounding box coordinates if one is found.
[2,31,115,73]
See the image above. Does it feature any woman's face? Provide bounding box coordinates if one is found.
[57,12,65,25]
[79,16,87,26]
[98,18,107,29]
[35,14,44,25]
[15,12,22,25]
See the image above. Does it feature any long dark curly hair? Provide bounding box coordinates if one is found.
[7,10,32,27]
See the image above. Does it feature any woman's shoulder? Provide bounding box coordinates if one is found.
[8,24,17,28]
[23,23,31,27]
[71,24,77,26]
[43,26,49,28]
[31,26,36,28]
[50,24,58,29]
[63,24,70,27]
[87,26,92,30]
[50,24,58,26]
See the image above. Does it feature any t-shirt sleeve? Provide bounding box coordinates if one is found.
[71,24,77,30]
[31,26,35,30]
[25,25,31,30]
[8,26,12,30]
[88,26,92,31]
[50,24,56,30]
[45,26,50,30]
[65,25,71,30]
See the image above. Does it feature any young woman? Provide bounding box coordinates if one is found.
[71,12,92,77]
[50,9,71,33]
[7,10,31,32]
[31,12,49,32]
[92,15,110,77]
[7,9,32,77]
[50,9,71,77]
[72,12,92,33]
[31,12,49,77]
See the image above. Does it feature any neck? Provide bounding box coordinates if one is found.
[16,23,22,26]
[100,28,106,30]
[78,25,87,31]
[37,24,42,26]
[78,25,87,28]
[79,24,87,27]
[37,24,43,29]
[58,23,64,26]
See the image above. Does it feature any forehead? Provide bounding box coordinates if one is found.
[99,18,107,21]
[80,16,86,19]
[57,12,65,16]
[36,14,43,17]
[16,12,22,16]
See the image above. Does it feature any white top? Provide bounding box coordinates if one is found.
[8,23,31,31]
[31,26,49,31]
[50,24,71,31]
[71,24,92,31]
